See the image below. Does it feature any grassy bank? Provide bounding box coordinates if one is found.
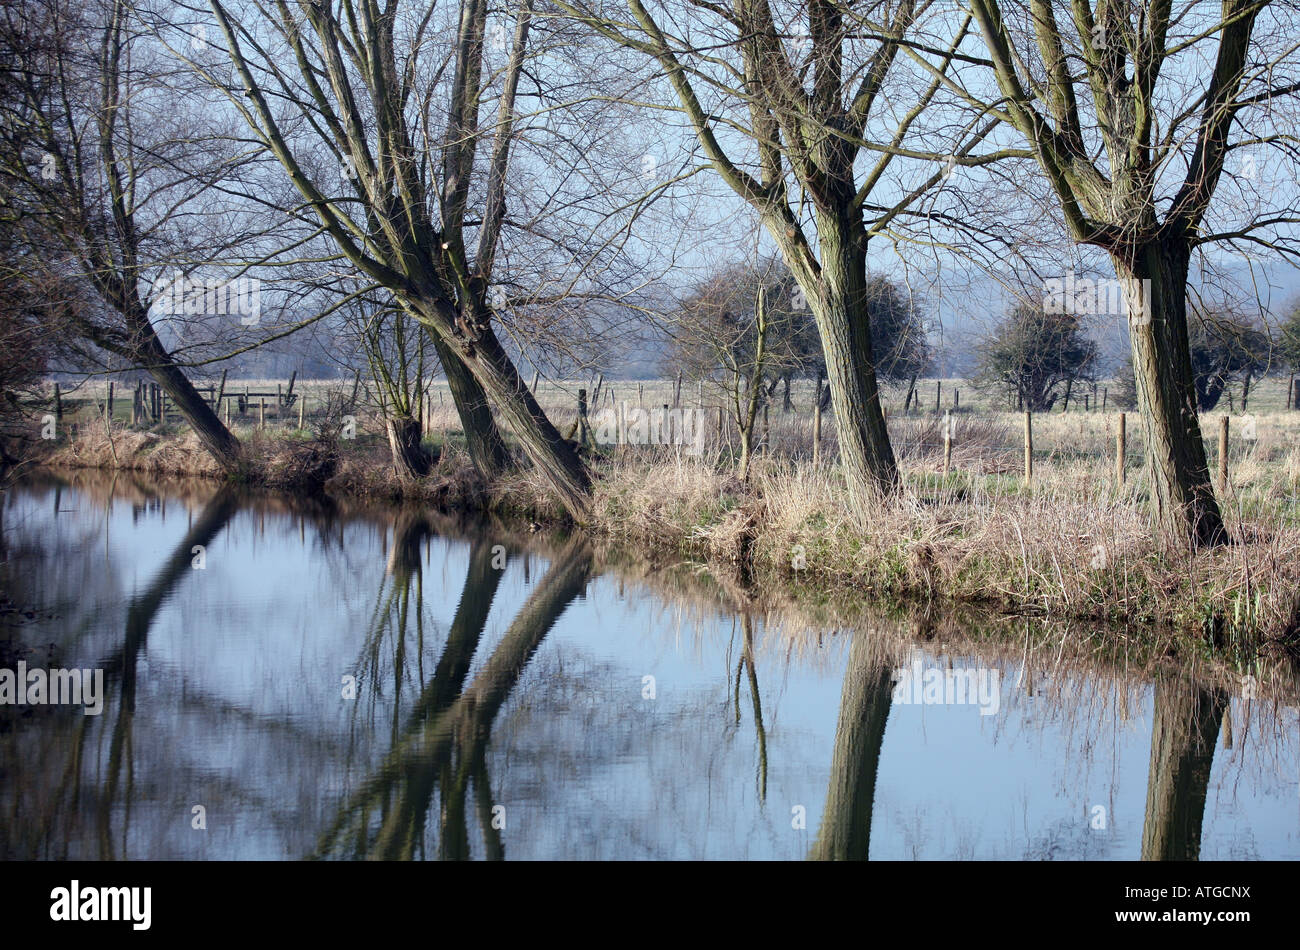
[24,377,1300,669]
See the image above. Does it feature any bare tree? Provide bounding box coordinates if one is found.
[555,0,1008,498]
[963,0,1300,545]
[0,233,66,467]
[337,283,437,478]
[201,0,635,518]
[1115,302,1272,412]
[0,0,252,470]
[665,256,801,474]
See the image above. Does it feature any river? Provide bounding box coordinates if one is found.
[1,471,1296,859]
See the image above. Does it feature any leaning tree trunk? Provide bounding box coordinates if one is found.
[385,414,431,479]
[429,334,510,478]
[131,309,242,473]
[1113,242,1225,548]
[1140,677,1228,861]
[415,298,590,520]
[798,210,898,496]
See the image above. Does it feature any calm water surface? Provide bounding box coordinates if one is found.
[1,472,1297,860]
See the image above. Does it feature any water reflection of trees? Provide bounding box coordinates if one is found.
[809,630,893,861]
[1141,678,1229,861]
[790,611,1288,861]
[3,473,1297,860]
[1,480,240,858]
[317,526,592,860]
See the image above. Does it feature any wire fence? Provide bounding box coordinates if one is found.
[37,374,1300,482]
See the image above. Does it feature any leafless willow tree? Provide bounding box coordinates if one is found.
[959,0,1300,545]
[555,0,1011,499]
[334,281,437,478]
[197,0,660,518]
[0,0,275,471]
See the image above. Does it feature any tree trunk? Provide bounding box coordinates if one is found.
[385,511,432,581]
[737,421,756,481]
[385,414,431,479]
[737,288,769,482]
[795,211,897,495]
[1113,243,1226,547]
[134,322,242,473]
[429,334,510,478]
[436,319,591,521]
[1140,678,1227,861]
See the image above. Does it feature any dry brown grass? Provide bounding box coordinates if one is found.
[45,425,226,479]
[584,453,1300,666]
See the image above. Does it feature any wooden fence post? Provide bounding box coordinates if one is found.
[53,382,62,420]
[299,393,306,429]
[577,388,590,445]
[106,382,114,423]
[1023,411,1033,486]
[259,396,266,430]
[934,380,941,413]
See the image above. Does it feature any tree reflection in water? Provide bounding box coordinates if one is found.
[317,519,591,860]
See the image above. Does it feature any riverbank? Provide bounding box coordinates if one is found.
[27,422,1300,670]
